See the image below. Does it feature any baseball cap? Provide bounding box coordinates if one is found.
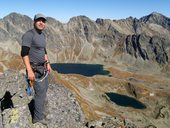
[34,13,47,21]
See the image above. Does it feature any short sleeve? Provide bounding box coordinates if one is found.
[22,30,33,48]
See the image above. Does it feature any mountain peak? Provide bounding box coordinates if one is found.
[139,12,170,29]
[3,12,24,20]
[150,11,163,16]
[140,12,166,22]
[3,12,32,25]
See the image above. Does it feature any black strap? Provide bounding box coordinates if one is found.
[30,62,45,66]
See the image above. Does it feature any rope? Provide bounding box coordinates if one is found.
[35,71,48,82]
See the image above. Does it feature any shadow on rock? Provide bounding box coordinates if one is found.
[28,99,34,118]
[0,91,15,111]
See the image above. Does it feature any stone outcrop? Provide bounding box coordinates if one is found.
[125,34,168,64]
[0,70,85,128]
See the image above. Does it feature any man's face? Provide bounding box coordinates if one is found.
[34,18,46,31]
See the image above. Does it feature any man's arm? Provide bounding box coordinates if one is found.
[22,55,35,82]
[21,46,35,82]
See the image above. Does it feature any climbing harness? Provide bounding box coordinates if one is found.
[26,61,49,96]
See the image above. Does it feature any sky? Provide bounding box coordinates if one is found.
[0,0,170,23]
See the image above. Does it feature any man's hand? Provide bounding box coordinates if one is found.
[47,63,52,74]
[27,69,35,83]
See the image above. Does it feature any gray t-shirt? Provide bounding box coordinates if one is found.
[22,29,46,63]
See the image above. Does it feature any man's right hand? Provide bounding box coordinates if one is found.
[27,69,35,82]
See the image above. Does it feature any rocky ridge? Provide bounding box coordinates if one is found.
[0,70,85,128]
[0,12,170,73]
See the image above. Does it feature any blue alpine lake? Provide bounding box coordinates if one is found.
[106,92,146,109]
[51,63,110,77]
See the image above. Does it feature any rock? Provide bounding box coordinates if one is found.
[85,116,137,128]
[0,70,85,128]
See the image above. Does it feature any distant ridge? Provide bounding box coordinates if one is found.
[0,11,170,74]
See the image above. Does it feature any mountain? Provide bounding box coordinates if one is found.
[0,12,170,70]
[0,12,170,128]
[140,12,170,29]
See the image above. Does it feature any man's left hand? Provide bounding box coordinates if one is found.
[47,63,52,74]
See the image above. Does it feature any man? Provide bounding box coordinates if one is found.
[21,13,51,125]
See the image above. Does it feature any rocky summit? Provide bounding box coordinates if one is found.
[0,12,170,128]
